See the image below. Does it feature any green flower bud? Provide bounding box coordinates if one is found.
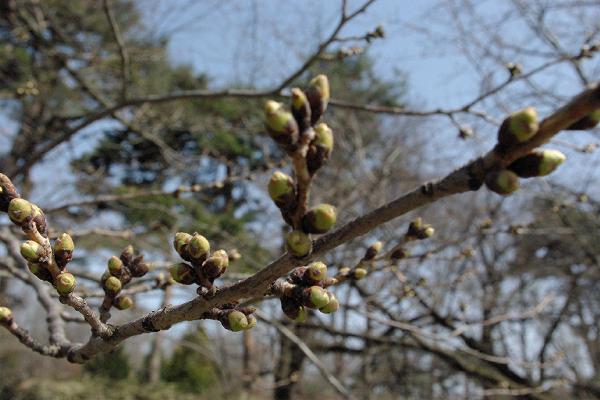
[268,171,295,207]
[306,261,328,282]
[202,249,229,280]
[20,240,43,263]
[364,241,382,260]
[114,296,133,310]
[55,272,76,295]
[265,100,299,150]
[485,170,520,195]
[28,262,53,283]
[353,268,367,280]
[307,123,334,174]
[303,286,330,309]
[0,306,12,324]
[508,149,566,178]
[173,232,192,258]
[302,204,337,234]
[226,310,248,332]
[498,107,538,148]
[103,276,122,294]
[188,233,210,262]
[8,198,33,225]
[319,293,339,314]
[244,315,257,330]
[108,256,123,276]
[291,87,311,130]
[54,233,74,252]
[306,75,330,124]
[286,230,312,257]
[168,263,196,285]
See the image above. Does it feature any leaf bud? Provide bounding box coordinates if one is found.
[189,233,210,262]
[173,232,193,260]
[498,107,538,148]
[286,230,312,257]
[364,241,382,260]
[306,75,330,124]
[202,249,229,280]
[55,272,76,295]
[264,100,299,150]
[485,170,520,195]
[20,240,43,263]
[319,293,339,314]
[54,233,74,268]
[104,256,122,277]
[103,276,122,294]
[353,268,367,280]
[114,296,133,310]
[302,204,337,234]
[302,286,330,309]
[168,263,196,285]
[268,171,296,208]
[8,198,33,225]
[0,307,12,324]
[291,87,311,131]
[508,149,566,178]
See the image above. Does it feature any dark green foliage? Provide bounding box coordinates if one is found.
[83,346,131,381]
[160,328,218,394]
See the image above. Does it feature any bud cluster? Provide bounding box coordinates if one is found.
[169,232,229,291]
[485,108,566,196]
[278,261,340,321]
[405,218,435,241]
[100,245,149,315]
[203,305,257,332]
[264,75,338,258]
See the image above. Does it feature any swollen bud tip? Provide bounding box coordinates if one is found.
[508,149,565,178]
[302,204,337,234]
[0,307,12,324]
[56,272,76,295]
[286,230,312,257]
[114,296,133,310]
[189,233,210,261]
[307,261,328,281]
[227,310,249,332]
[103,276,122,294]
[485,170,520,195]
[319,294,339,314]
[108,256,123,276]
[307,75,330,124]
[20,240,42,263]
[268,171,295,207]
[305,286,330,309]
[498,107,538,148]
[8,198,33,225]
[168,263,196,285]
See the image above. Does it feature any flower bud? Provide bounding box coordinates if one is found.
[173,232,192,260]
[20,240,43,263]
[55,272,76,295]
[188,233,210,262]
[302,204,337,234]
[120,245,134,265]
[130,258,150,278]
[202,249,228,280]
[353,268,367,280]
[306,75,330,124]
[508,149,566,178]
[302,286,330,309]
[0,174,19,213]
[108,256,123,276]
[364,241,382,261]
[114,296,133,310]
[224,310,248,332]
[28,262,53,283]
[566,109,600,130]
[0,306,12,324]
[103,276,122,294]
[306,261,327,282]
[498,107,538,148]
[268,171,296,208]
[8,198,33,225]
[264,100,299,150]
[53,233,74,268]
[286,230,312,257]
[291,87,311,131]
[485,170,520,195]
[244,315,257,330]
[168,263,196,285]
[319,293,339,314]
[307,123,334,174]
[281,296,307,321]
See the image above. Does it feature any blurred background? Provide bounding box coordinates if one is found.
[1,0,600,399]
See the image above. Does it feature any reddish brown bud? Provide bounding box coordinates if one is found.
[202,249,228,281]
[120,245,134,265]
[291,87,311,131]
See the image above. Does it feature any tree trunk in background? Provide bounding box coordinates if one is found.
[273,325,307,400]
[147,285,172,383]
